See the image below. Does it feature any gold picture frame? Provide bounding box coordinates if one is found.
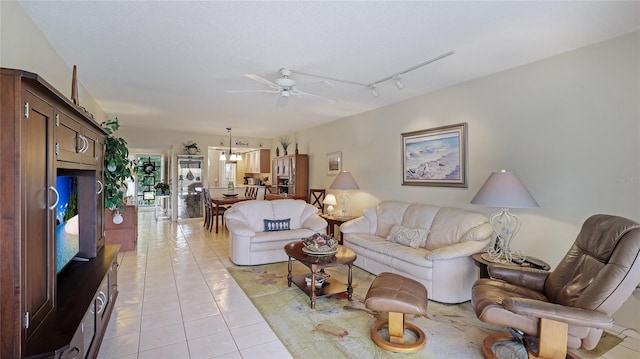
[402,123,468,187]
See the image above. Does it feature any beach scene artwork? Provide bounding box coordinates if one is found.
[404,130,461,182]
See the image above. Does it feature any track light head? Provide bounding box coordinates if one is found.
[370,85,379,98]
[393,75,404,90]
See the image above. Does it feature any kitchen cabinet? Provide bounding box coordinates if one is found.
[244,149,271,173]
[0,68,114,359]
[270,154,308,200]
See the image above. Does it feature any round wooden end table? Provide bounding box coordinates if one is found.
[472,252,550,279]
[284,241,357,309]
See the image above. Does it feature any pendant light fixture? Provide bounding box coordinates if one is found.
[220,127,242,163]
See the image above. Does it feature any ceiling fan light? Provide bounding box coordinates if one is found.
[235,152,242,161]
[281,89,291,98]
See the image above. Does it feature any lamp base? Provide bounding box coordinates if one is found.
[338,191,350,217]
[487,208,524,263]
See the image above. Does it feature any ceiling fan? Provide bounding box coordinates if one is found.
[228,68,333,107]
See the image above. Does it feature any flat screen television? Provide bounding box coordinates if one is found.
[55,176,80,274]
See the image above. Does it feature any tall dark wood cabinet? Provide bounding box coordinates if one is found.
[1,68,118,359]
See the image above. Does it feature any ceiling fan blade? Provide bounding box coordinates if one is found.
[292,87,335,102]
[244,74,280,90]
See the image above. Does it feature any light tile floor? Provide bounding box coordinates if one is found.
[98,210,639,359]
[98,211,291,359]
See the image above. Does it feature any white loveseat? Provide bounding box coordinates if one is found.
[224,199,327,265]
[341,201,492,303]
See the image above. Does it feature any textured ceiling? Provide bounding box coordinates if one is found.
[18,1,640,138]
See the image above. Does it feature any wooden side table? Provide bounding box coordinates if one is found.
[320,214,356,244]
[472,252,550,279]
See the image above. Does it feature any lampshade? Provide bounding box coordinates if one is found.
[323,194,337,206]
[471,170,538,209]
[329,171,360,190]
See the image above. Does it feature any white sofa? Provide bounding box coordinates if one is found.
[224,199,328,265]
[341,201,493,303]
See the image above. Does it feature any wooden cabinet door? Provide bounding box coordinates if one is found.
[81,295,97,358]
[95,135,105,252]
[81,126,102,167]
[257,149,271,173]
[55,109,83,164]
[22,88,55,342]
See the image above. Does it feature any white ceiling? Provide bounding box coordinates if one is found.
[18,1,640,139]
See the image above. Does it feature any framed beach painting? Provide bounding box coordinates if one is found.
[402,123,468,187]
[327,151,342,175]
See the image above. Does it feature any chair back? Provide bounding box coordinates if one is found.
[309,188,326,213]
[245,186,258,199]
[202,188,212,208]
[545,214,640,315]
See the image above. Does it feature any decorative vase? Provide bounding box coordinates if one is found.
[284,148,288,155]
[295,143,299,154]
[227,181,235,193]
[276,147,280,156]
[188,147,197,155]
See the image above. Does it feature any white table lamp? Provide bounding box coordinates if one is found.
[323,194,337,215]
[329,171,359,217]
[471,170,538,263]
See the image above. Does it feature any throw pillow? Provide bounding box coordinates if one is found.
[387,224,429,248]
[264,218,291,232]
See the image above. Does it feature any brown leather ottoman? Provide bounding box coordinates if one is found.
[364,272,428,353]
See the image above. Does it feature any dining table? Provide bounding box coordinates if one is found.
[210,195,252,233]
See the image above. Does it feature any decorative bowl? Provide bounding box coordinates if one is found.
[302,233,337,254]
[223,193,238,197]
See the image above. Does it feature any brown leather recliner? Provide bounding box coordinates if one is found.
[472,214,640,358]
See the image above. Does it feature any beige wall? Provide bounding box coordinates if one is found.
[292,32,640,330]
[0,1,107,123]
[294,32,639,263]
[3,1,638,331]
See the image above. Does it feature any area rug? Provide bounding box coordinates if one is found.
[228,262,621,358]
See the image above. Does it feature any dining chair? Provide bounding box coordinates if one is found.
[308,188,326,213]
[245,186,258,199]
[202,188,213,231]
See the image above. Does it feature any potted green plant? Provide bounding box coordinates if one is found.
[102,118,134,219]
[155,182,170,195]
[184,141,200,155]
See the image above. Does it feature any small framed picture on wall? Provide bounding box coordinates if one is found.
[327,151,342,175]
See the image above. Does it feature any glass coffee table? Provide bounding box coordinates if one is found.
[284,241,357,309]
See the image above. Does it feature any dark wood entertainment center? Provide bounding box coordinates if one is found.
[1,68,119,358]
